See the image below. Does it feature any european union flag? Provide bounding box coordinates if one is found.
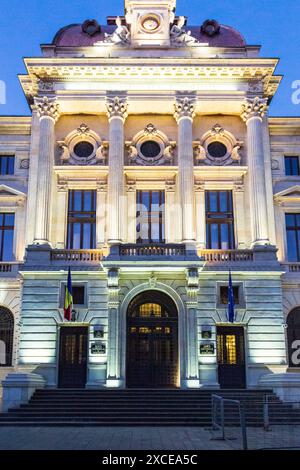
[227,270,235,323]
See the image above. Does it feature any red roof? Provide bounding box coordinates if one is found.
[53,23,246,48]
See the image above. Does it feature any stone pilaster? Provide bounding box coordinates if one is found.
[33,96,60,245]
[106,96,128,244]
[106,268,121,386]
[96,180,107,247]
[165,180,176,243]
[241,96,270,246]
[195,182,206,249]
[185,268,199,387]
[174,97,196,243]
[233,182,246,248]
[126,180,136,243]
[55,178,68,249]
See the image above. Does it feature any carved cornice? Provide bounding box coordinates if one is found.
[241,96,268,122]
[174,97,196,122]
[106,96,128,121]
[34,96,60,122]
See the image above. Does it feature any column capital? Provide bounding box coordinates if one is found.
[34,96,60,122]
[106,96,128,121]
[174,96,196,122]
[241,96,268,123]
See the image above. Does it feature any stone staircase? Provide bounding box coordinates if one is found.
[0,388,299,426]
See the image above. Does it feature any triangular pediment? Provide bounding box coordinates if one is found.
[0,184,26,198]
[274,186,300,199]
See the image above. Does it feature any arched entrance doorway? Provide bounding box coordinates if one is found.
[0,307,14,366]
[287,308,300,367]
[126,290,179,388]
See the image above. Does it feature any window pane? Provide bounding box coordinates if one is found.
[82,223,91,249]
[221,223,229,249]
[287,230,298,261]
[4,214,14,227]
[220,191,228,212]
[209,192,218,212]
[83,191,92,211]
[73,191,82,211]
[286,214,295,227]
[7,157,14,175]
[2,230,14,261]
[72,223,81,249]
[210,224,219,249]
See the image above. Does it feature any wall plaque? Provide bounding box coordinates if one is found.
[201,330,212,339]
[91,341,106,355]
[93,325,104,338]
[200,343,215,355]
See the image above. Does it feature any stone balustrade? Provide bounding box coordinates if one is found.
[120,244,186,257]
[50,249,103,262]
[198,249,254,262]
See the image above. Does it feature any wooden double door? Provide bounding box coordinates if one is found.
[126,291,179,388]
[217,326,246,389]
[58,326,88,388]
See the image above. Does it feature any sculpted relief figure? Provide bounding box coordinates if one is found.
[170,16,197,46]
[105,16,130,45]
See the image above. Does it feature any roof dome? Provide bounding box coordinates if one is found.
[52,18,246,48]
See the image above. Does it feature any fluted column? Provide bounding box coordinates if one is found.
[241,97,270,246]
[33,96,59,245]
[174,97,196,243]
[106,96,128,244]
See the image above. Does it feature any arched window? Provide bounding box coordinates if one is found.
[0,307,14,366]
[287,308,300,367]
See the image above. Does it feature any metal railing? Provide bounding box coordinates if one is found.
[211,394,248,450]
[199,249,254,262]
[50,249,103,262]
[120,244,186,257]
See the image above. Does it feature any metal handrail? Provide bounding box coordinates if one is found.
[211,394,248,450]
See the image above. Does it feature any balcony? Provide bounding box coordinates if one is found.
[198,249,254,263]
[50,249,104,263]
[0,262,21,277]
[119,244,186,257]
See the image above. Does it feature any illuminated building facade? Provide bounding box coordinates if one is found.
[1,0,300,402]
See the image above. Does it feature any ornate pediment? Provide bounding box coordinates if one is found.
[274,186,300,205]
[0,184,27,206]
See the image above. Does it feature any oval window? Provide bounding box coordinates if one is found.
[74,141,94,159]
[207,141,227,159]
[140,141,161,159]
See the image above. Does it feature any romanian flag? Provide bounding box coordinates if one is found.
[64,267,73,321]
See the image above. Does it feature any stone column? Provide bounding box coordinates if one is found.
[174,97,196,243]
[262,113,277,246]
[195,182,206,249]
[241,97,270,246]
[33,96,60,245]
[96,180,107,247]
[106,97,128,244]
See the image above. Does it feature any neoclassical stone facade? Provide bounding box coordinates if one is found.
[1,0,300,399]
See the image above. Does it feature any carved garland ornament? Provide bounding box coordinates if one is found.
[126,124,176,166]
[57,123,108,166]
[194,124,243,166]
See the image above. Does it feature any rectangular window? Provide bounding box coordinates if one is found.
[0,213,15,261]
[285,156,300,176]
[205,191,235,249]
[0,156,14,175]
[286,213,300,261]
[67,190,96,249]
[220,286,240,305]
[136,190,165,243]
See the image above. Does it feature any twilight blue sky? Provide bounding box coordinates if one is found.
[0,0,299,116]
